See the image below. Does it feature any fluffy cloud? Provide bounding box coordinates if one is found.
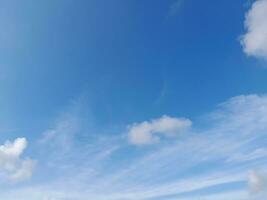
[241,0,267,60]
[128,115,192,145]
[248,170,267,198]
[0,138,35,182]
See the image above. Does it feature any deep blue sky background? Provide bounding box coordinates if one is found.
[1,0,267,139]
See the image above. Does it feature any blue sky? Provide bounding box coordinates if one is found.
[0,0,267,199]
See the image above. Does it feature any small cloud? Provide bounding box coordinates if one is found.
[241,0,267,61]
[128,115,192,145]
[0,138,35,182]
[168,0,184,17]
[248,170,267,198]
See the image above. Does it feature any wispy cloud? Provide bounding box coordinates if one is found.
[1,94,267,199]
[39,114,80,153]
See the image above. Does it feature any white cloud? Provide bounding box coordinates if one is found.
[248,170,267,198]
[0,138,35,182]
[1,94,267,199]
[128,115,192,145]
[241,0,267,60]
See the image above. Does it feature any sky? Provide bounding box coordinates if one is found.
[0,0,267,199]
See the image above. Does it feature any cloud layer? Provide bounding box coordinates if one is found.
[241,0,267,60]
[1,94,267,200]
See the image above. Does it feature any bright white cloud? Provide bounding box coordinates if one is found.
[241,0,267,60]
[128,115,192,145]
[0,138,35,182]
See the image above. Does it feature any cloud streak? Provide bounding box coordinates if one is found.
[1,94,267,199]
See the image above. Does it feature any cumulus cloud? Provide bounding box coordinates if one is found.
[241,0,267,60]
[0,138,35,182]
[248,170,267,199]
[128,115,192,145]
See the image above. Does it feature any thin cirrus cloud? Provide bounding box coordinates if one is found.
[39,114,80,153]
[0,94,266,200]
[0,137,35,182]
[127,115,192,145]
[1,94,265,200]
[241,0,267,61]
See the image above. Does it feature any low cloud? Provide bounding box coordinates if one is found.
[248,170,267,198]
[241,0,267,60]
[0,138,35,182]
[128,115,192,145]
